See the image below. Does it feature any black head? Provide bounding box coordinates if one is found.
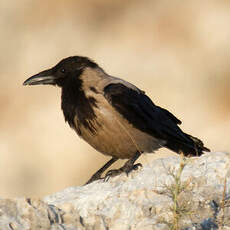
[23,56,98,87]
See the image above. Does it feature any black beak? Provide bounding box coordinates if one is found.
[23,69,55,86]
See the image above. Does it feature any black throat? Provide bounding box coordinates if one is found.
[61,72,98,135]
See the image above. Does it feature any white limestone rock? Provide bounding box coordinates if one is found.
[0,152,229,230]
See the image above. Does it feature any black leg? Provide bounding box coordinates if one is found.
[105,151,142,180]
[85,157,118,184]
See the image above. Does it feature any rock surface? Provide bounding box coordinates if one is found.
[0,152,230,230]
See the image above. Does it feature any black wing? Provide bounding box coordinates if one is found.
[104,83,209,156]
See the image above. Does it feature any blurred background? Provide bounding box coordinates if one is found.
[0,0,230,198]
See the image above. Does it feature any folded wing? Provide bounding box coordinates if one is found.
[104,83,210,156]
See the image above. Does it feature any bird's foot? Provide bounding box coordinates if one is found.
[84,157,118,185]
[85,172,102,185]
[132,163,142,171]
[104,162,142,181]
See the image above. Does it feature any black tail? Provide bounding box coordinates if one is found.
[165,133,210,157]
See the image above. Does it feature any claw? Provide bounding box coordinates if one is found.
[85,174,102,185]
[102,152,142,183]
[85,157,118,185]
[103,162,142,181]
[132,163,142,171]
[104,169,123,182]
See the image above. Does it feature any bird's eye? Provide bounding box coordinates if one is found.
[60,68,66,73]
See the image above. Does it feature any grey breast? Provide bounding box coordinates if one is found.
[75,68,165,159]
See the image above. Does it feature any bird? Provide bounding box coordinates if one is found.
[23,56,210,184]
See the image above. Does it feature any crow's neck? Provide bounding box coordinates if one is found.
[61,76,97,135]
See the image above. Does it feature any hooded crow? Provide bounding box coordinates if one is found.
[23,56,210,184]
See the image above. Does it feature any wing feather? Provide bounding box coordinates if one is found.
[104,83,186,141]
[103,83,210,156]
